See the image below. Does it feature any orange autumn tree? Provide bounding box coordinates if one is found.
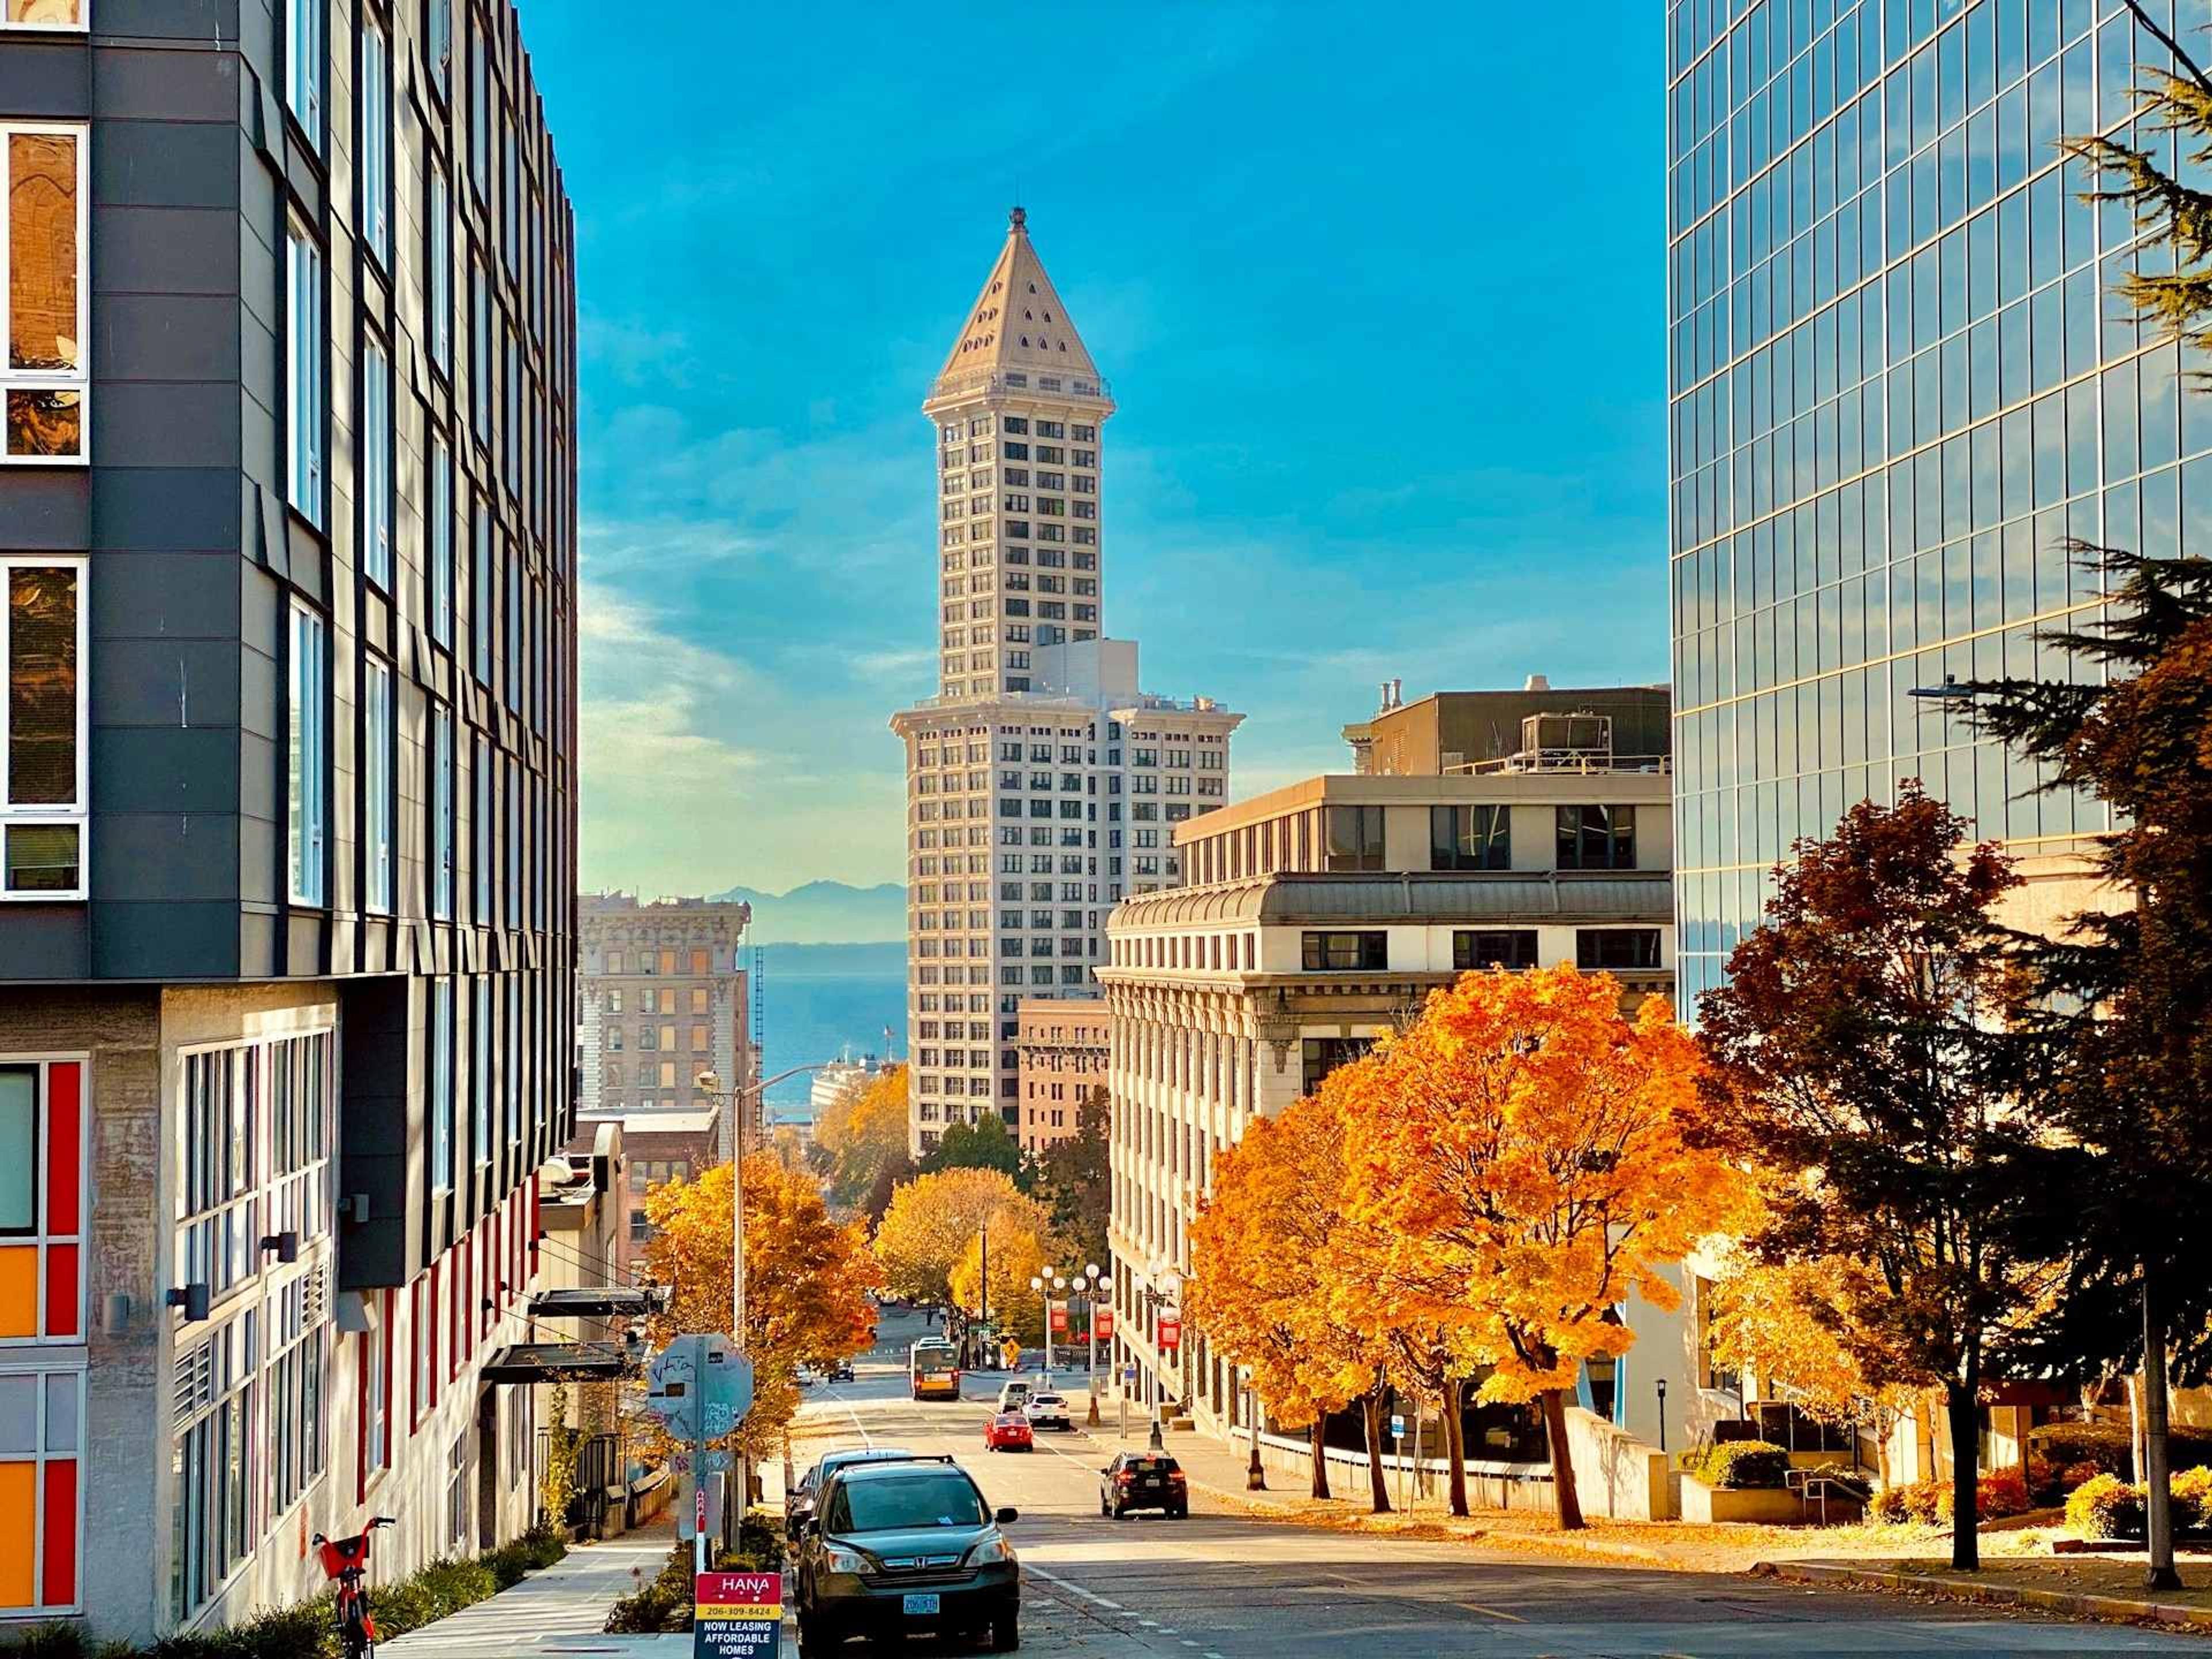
[1341,965,1748,1529]
[1188,1081,1392,1506]
[642,1153,882,1457]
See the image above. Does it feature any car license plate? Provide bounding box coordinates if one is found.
[903,1593,941,1616]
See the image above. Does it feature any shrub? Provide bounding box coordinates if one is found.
[1,1626,97,1659]
[1694,1439,1789,1490]
[2173,1464,2212,1532]
[1978,1466,2032,1518]
[1868,1477,1950,1524]
[2028,1421,2212,1482]
[604,1545,696,1635]
[2066,1472,2147,1540]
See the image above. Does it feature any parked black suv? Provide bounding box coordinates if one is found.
[1100,1450,1187,1518]
[785,1446,918,1541]
[793,1457,1020,1651]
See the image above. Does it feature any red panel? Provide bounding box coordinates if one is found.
[40,1458,77,1608]
[46,1062,81,1236]
[529,1176,541,1273]
[43,1245,77,1339]
[380,1289,395,1468]
[430,1263,442,1404]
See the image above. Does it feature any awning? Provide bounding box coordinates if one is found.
[528,1286,666,1319]
[478,1342,639,1384]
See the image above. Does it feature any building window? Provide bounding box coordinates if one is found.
[1,2,86,26]
[286,0,322,144]
[429,434,453,642]
[472,976,491,1166]
[2,123,86,461]
[428,168,452,374]
[361,336,392,587]
[430,978,454,1190]
[1324,805,1384,872]
[1575,928,1662,971]
[1556,805,1635,870]
[1430,804,1509,871]
[359,20,391,266]
[1300,930,1386,972]
[431,703,454,919]
[471,496,492,682]
[0,1365,82,1616]
[287,603,328,905]
[468,6,488,194]
[1,558,85,899]
[427,0,452,93]
[285,221,324,523]
[1300,1036,1373,1097]
[0,1056,82,1340]
[1453,929,1539,971]
[472,732,491,922]
[363,656,392,912]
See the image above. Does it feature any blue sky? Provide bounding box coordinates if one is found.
[522,3,1671,897]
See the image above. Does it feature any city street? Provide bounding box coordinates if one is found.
[787,1321,2202,1658]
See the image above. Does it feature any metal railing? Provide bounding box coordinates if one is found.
[1449,750,1673,777]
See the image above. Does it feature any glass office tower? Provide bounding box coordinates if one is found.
[1661,0,2209,999]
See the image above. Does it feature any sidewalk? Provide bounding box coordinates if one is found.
[381,1522,684,1657]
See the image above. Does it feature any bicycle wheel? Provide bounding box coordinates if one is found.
[341,1601,373,1659]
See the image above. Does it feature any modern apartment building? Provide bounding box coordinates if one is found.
[1664,0,2134,1003]
[891,212,1241,1156]
[0,1,578,1642]
[1013,996,1107,1154]
[1098,707,1676,1448]
[574,892,756,1160]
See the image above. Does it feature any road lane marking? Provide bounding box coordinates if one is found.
[1022,1563,1124,1611]
[1455,1600,1527,1622]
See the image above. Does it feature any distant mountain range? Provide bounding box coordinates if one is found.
[709,880,907,944]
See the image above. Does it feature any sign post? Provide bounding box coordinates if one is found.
[694,1570,782,1657]
[649,1335,753,1576]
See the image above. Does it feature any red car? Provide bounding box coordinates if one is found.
[983,1411,1033,1452]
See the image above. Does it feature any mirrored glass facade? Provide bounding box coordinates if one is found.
[1661,0,2210,998]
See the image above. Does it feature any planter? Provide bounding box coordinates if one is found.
[1680,1475,1804,1524]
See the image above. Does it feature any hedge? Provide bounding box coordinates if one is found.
[0,1522,566,1659]
[2064,1465,2212,1539]
[605,1509,786,1635]
[2027,1421,2212,1480]
[1692,1439,1790,1490]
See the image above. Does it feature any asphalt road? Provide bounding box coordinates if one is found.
[786,1313,2202,1658]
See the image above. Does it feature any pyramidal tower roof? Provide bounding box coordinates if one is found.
[930,207,1103,405]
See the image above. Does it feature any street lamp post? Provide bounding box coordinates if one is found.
[1245,1370,1266,1491]
[1074,1263,1105,1426]
[1029,1270,1067,1378]
[1141,1262,1181,1452]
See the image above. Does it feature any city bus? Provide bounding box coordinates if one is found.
[909,1338,962,1401]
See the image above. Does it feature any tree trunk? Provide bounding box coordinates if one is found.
[1945,1380,1981,1573]
[1539,1388,1584,1531]
[1309,1416,1331,1500]
[1361,1392,1393,1513]
[1441,1376,1470,1518]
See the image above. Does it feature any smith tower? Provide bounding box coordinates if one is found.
[923,207,1113,697]
[892,210,1241,1156]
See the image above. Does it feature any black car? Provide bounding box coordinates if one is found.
[1100,1450,1187,1518]
[829,1358,856,1382]
[786,1446,919,1540]
[794,1459,1020,1652]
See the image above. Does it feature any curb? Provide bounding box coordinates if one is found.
[1753,1559,2212,1630]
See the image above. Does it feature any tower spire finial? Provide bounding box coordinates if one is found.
[1009,203,1026,233]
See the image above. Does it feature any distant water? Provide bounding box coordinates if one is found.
[754,942,905,1106]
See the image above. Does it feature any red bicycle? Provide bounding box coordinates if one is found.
[312,1515,396,1658]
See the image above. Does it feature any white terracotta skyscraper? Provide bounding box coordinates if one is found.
[892,210,1241,1155]
[923,206,1112,698]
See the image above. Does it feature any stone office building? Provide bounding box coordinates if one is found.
[0,0,579,1642]
[573,892,756,1156]
[1099,702,1677,1445]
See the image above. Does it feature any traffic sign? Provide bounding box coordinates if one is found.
[1123,1363,1137,1384]
[1389,1414,1406,1439]
[672,1450,734,1476]
[695,1570,781,1657]
[649,1335,754,1441]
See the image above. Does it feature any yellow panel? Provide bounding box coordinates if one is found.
[0,1460,34,1609]
[0,1248,35,1340]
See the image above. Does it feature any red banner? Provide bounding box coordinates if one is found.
[1094,1308,1114,1339]
[1157,1313,1180,1350]
[1048,1305,1068,1334]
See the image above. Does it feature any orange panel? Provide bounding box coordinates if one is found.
[0,1247,36,1339]
[0,1461,35,1609]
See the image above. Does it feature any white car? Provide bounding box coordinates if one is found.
[1024,1392,1071,1431]
[995,1380,1033,1414]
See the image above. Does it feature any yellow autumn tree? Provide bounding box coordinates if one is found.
[1340,965,1750,1529]
[1703,1243,1931,1486]
[642,1153,882,1457]
[945,1201,1065,1345]
[873,1166,1038,1305]
[813,1063,913,1215]
[1188,1081,1392,1506]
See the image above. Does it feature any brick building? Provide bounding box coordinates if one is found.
[1013,997,1105,1154]
[0,0,579,1642]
